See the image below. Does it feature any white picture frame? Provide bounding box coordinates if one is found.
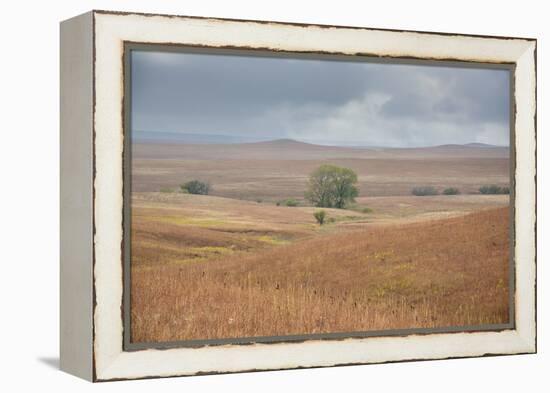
[60,10,536,381]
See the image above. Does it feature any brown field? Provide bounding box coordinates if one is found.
[131,204,509,342]
[130,140,511,343]
[132,140,510,199]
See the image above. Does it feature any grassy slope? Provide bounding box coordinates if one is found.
[131,206,509,343]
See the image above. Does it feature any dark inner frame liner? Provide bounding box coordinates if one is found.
[122,41,517,351]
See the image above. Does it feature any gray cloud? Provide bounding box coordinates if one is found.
[131,50,510,147]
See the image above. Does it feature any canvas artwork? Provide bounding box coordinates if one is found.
[60,11,536,381]
[127,48,513,346]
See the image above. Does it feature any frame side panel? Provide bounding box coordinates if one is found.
[60,11,94,381]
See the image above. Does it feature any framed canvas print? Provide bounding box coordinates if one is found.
[60,10,537,382]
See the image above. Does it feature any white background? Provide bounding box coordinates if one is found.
[0,0,546,391]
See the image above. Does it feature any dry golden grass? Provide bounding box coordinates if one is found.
[131,206,510,343]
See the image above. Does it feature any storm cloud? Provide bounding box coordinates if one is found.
[131,50,510,147]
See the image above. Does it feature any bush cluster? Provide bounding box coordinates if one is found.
[180,180,210,195]
[411,186,438,196]
[479,185,510,195]
[277,198,299,207]
[443,187,460,195]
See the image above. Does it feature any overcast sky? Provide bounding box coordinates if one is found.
[131,50,510,147]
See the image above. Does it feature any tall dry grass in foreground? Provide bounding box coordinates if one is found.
[131,208,509,343]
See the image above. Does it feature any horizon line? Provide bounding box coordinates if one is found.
[133,130,510,149]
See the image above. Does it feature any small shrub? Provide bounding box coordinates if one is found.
[361,207,373,214]
[278,198,299,207]
[313,210,326,225]
[160,187,174,193]
[256,199,263,203]
[180,180,210,195]
[411,186,438,196]
[479,185,510,195]
[443,187,460,195]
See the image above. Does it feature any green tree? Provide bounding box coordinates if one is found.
[305,164,359,208]
[180,180,210,195]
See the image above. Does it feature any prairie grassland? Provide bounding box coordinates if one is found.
[131,203,510,342]
[132,140,510,199]
[130,192,508,266]
[130,141,511,343]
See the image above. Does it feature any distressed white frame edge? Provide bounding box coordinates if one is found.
[91,11,536,381]
[60,11,94,381]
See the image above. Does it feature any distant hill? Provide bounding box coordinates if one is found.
[244,138,354,150]
[433,142,506,149]
[133,130,270,144]
[133,137,509,161]
[248,138,311,147]
[464,142,506,148]
[134,132,508,151]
